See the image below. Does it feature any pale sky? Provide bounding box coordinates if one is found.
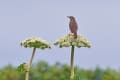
[0,0,120,69]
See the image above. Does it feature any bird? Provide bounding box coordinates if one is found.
[67,16,78,39]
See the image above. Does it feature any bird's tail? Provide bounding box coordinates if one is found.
[74,32,77,39]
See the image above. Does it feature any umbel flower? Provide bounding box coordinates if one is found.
[21,37,51,49]
[54,33,91,80]
[54,33,91,48]
[19,37,51,80]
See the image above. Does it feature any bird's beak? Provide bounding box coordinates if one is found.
[67,16,70,18]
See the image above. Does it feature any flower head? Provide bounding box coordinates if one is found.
[54,33,91,48]
[20,37,51,49]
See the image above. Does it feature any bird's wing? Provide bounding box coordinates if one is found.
[69,21,78,33]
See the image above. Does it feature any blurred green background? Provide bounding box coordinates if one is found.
[0,61,120,80]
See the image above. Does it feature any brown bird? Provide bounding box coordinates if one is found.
[67,16,78,39]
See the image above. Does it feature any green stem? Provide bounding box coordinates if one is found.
[25,47,36,80]
[29,47,36,66]
[25,70,29,80]
[70,46,75,80]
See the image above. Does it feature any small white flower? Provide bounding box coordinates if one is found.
[20,37,51,49]
[54,34,91,48]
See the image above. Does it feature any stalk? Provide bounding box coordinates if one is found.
[70,46,75,80]
[25,47,36,80]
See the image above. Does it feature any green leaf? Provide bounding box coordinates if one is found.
[17,63,27,72]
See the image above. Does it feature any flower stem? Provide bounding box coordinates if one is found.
[70,46,75,80]
[25,47,36,80]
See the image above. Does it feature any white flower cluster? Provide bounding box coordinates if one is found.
[54,33,91,48]
[21,37,51,49]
